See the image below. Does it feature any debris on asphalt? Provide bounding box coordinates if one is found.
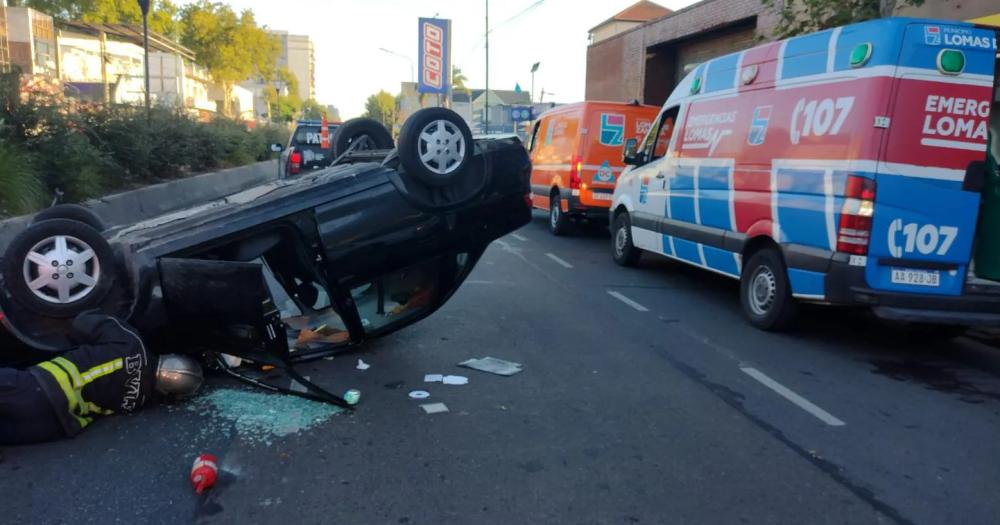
[188,388,342,446]
[343,389,361,406]
[420,402,449,414]
[190,453,219,494]
[424,374,443,383]
[459,356,523,376]
[356,359,371,371]
[409,390,431,399]
[442,375,469,385]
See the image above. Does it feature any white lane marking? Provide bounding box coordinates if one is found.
[511,233,528,241]
[545,253,573,269]
[741,367,846,427]
[607,290,649,312]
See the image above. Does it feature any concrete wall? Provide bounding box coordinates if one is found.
[0,160,279,249]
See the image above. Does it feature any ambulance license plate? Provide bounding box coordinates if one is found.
[591,193,612,201]
[890,268,940,287]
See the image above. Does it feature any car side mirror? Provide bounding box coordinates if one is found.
[623,138,642,166]
[270,143,284,153]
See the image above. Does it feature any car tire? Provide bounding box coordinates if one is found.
[397,107,474,187]
[612,212,641,266]
[32,204,106,232]
[549,193,570,236]
[740,248,797,331]
[1,219,115,318]
[332,118,394,157]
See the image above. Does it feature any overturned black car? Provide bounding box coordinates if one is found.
[0,108,531,404]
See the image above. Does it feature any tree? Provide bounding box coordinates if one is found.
[178,1,279,117]
[263,68,302,123]
[452,66,470,95]
[363,90,398,130]
[300,98,325,120]
[12,0,180,37]
[762,0,925,39]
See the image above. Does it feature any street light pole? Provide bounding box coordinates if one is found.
[378,47,414,83]
[138,0,151,121]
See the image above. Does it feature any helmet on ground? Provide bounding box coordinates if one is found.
[155,354,204,397]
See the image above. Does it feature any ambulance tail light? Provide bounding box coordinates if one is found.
[569,156,583,190]
[290,150,302,175]
[837,175,876,255]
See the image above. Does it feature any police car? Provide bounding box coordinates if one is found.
[279,118,394,177]
[611,17,1000,331]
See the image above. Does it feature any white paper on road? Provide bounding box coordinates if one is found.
[356,359,371,371]
[442,375,469,385]
[409,390,431,400]
[459,357,523,376]
[424,374,444,383]
[420,402,449,414]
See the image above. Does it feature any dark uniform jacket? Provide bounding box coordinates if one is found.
[29,312,155,436]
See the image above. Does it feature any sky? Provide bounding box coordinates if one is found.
[188,0,699,119]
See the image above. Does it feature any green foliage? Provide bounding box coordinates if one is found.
[178,1,280,115]
[762,0,925,38]
[12,0,180,37]
[0,72,288,218]
[0,143,45,216]
[263,69,303,123]
[363,90,399,131]
[300,99,325,120]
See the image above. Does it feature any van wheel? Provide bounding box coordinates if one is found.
[740,248,797,331]
[549,193,570,236]
[612,212,641,266]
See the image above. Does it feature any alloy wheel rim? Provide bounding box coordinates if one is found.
[615,226,628,257]
[551,202,560,228]
[417,120,466,175]
[22,235,100,304]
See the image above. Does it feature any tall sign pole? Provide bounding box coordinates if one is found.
[484,0,489,134]
[138,0,151,121]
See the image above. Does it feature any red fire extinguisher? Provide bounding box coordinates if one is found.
[190,453,219,494]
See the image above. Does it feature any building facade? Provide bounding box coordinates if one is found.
[589,0,671,44]
[3,6,56,76]
[586,0,1000,107]
[0,1,10,73]
[272,30,315,102]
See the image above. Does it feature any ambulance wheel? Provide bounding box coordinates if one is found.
[612,212,641,267]
[398,108,473,187]
[549,194,572,236]
[332,118,394,157]
[32,204,106,232]
[2,219,114,318]
[740,248,797,331]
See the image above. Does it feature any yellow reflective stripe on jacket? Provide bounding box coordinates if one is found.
[53,357,83,389]
[86,402,114,416]
[37,361,92,428]
[80,358,124,384]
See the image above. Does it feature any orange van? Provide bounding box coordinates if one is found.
[527,101,660,235]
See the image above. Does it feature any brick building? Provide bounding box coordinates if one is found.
[586,0,1000,107]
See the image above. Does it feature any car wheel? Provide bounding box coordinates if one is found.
[32,204,106,232]
[740,248,797,331]
[332,118,394,157]
[397,107,474,187]
[549,193,570,236]
[1,219,115,318]
[612,212,641,266]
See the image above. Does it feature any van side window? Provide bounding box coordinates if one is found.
[642,106,679,162]
[528,121,541,152]
[544,119,555,145]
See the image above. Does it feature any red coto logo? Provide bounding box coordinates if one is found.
[422,23,444,89]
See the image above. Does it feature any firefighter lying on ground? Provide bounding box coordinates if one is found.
[0,311,204,445]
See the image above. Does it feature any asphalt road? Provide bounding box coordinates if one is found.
[2,210,999,525]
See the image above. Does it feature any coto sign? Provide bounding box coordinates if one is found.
[422,22,444,89]
[418,18,450,94]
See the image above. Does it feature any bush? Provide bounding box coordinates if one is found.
[0,71,290,218]
[0,143,46,216]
